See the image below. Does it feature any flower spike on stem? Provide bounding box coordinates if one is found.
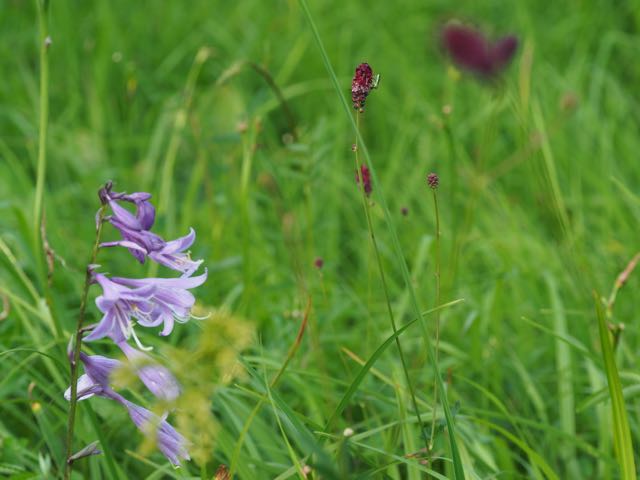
[428,172,442,451]
[350,63,429,451]
[64,184,109,479]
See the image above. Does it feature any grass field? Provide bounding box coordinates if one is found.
[1,0,639,478]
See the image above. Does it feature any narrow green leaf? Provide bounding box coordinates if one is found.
[593,292,636,479]
[326,299,464,429]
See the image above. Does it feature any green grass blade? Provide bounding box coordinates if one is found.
[545,274,579,477]
[470,418,559,480]
[593,291,636,479]
[325,299,464,430]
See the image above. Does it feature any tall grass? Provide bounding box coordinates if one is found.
[0,0,638,478]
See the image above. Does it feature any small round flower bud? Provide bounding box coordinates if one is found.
[343,427,354,437]
[427,172,439,189]
[314,257,324,269]
[98,180,113,205]
[401,206,409,216]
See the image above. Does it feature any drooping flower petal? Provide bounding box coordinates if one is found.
[80,352,121,386]
[64,374,102,401]
[147,228,203,277]
[106,391,190,466]
[117,341,181,401]
[64,353,121,401]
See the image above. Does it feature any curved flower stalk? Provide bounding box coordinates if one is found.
[64,181,206,475]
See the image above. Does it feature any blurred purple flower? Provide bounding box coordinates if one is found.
[65,357,189,466]
[112,393,190,466]
[442,24,518,77]
[66,348,179,402]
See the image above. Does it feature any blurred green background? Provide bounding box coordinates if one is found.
[1,0,639,478]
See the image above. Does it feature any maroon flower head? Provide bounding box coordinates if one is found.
[427,172,439,189]
[351,63,375,112]
[314,257,324,269]
[442,24,518,78]
[356,164,373,197]
[401,206,409,217]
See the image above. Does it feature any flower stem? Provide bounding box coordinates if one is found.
[33,0,50,287]
[353,113,429,450]
[64,204,107,480]
[429,188,442,450]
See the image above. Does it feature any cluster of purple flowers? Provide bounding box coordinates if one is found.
[65,182,207,466]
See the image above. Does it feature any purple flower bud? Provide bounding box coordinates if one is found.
[427,172,439,189]
[106,190,156,231]
[98,181,113,205]
[356,165,372,197]
[68,441,102,463]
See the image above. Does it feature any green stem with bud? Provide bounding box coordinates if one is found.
[429,184,442,450]
[64,204,107,480]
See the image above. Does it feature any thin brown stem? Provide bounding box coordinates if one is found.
[353,113,430,451]
[429,188,441,449]
[64,204,107,479]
